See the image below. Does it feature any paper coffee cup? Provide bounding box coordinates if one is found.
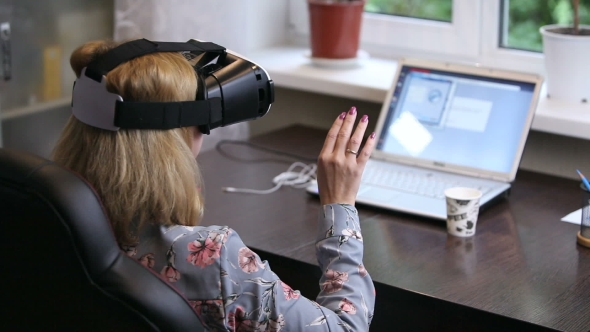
[444,187,482,237]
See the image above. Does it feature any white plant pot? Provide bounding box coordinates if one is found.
[540,24,590,103]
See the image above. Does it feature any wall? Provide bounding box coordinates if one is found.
[0,0,114,111]
[250,87,590,181]
[0,0,114,155]
[114,0,287,54]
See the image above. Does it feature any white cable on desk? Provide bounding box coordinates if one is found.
[222,162,317,194]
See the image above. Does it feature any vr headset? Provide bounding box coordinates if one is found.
[71,38,274,134]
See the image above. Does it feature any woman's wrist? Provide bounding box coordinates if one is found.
[319,196,356,206]
[316,203,360,242]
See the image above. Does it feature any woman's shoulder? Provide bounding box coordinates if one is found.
[136,223,239,262]
[149,223,236,240]
[141,223,246,256]
[168,224,233,234]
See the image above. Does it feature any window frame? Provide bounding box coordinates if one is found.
[288,0,545,75]
[479,0,544,75]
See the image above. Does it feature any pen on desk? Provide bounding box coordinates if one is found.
[576,170,590,191]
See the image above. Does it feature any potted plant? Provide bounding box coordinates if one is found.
[307,0,366,60]
[540,0,590,103]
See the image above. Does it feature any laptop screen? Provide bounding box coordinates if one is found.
[375,62,539,177]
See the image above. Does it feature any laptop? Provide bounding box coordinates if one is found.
[307,58,543,220]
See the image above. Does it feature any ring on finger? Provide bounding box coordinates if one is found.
[346,148,358,155]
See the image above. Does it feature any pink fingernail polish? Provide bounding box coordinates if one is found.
[348,106,357,115]
[370,132,376,139]
[339,112,346,120]
[361,115,368,123]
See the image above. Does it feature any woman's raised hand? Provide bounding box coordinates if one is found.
[316,106,377,206]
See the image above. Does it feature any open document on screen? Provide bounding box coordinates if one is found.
[378,66,536,175]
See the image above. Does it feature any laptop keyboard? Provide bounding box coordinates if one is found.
[362,165,492,199]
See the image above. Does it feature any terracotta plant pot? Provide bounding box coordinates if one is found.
[308,0,365,59]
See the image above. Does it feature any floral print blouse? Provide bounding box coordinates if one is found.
[127,203,375,331]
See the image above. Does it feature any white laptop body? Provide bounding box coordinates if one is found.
[307,58,543,220]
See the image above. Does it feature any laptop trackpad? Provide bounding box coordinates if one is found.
[357,186,399,202]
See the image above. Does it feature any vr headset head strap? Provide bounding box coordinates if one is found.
[73,39,227,132]
[84,38,226,82]
[114,99,223,130]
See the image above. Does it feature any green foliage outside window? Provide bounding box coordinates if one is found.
[505,0,590,52]
[364,0,452,22]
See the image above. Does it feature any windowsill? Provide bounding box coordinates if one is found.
[4,46,589,141]
[248,45,590,141]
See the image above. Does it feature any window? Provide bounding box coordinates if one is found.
[364,0,452,22]
[289,0,590,76]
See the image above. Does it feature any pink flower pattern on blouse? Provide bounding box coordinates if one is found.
[342,228,363,242]
[160,265,180,282]
[226,306,286,332]
[159,232,187,283]
[209,228,231,245]
[238,247,261,273]
[267,314,286,332]
[187,236,222,268]
[281,281,301,300]
[321,269,349,294]
[191,299,225,329]
[227,306,263,331]
[338,298,357,315]
[358,264,368,277]
[138,253,155,268]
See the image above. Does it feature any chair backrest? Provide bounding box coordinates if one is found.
[0,148,205,331]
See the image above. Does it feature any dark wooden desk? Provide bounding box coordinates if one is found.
[199,125,590,332]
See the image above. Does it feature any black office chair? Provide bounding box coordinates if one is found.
[0,148,205,331]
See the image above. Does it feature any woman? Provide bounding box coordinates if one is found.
[53,39,376,331]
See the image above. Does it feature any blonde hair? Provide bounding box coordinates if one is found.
[52,40,203,245]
